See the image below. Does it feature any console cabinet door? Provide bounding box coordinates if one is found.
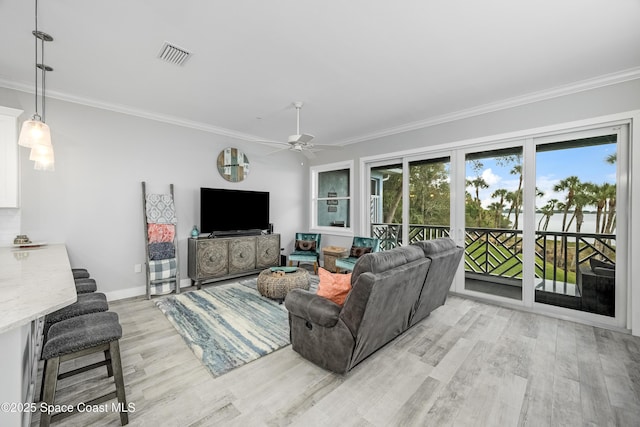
[229,237,257,274]
[196,239,229,278]
[256,234,280,268]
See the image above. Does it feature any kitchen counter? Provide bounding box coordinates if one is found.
[0,243,77,333]
[0,243,77,427]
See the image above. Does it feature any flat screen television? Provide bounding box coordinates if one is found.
[200,188,270,235]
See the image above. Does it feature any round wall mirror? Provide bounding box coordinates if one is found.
[217,147,250,182]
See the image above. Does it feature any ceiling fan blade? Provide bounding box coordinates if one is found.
[298,133,314,143]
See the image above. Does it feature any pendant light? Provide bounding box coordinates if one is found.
[18,0,55,171]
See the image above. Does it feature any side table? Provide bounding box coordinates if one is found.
[322,246,349,273]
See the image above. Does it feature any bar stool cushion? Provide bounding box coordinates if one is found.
[75,277,97,293]
[43,312,122,360]
[44,293,109,338]
[72,268,90,279]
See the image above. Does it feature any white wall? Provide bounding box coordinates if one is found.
[0,208,20,246]
[1,87,307,300]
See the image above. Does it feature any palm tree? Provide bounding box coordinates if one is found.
[538,199,558,231]
[491,188,509,228]
[466,176,488,225]
[553,176,581,232]
[602,153,617,235]
[509,164,523,229]
[588,183,611,234]
[505,189,523,229]
[487,202,504,228]
[566,183,593,232]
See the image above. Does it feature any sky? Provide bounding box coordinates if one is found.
[467,142,617,210]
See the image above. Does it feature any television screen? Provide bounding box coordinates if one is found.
[200,188,270,234]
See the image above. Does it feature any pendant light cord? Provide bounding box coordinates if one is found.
[41,36,46,122]
[33,0,39,118]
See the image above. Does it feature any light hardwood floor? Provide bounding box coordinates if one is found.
[32,288,640,426]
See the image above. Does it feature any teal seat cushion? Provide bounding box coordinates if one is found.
[335,257,358,271]
[290,251,319,262]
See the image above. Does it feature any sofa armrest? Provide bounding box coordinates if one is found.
[284,289,341,327]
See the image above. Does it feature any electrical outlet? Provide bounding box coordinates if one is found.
[134,264,142,273]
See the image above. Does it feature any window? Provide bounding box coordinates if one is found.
[311,161,353,233]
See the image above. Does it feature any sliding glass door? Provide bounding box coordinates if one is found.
[462,146,524,301]
[532,130,623,321]
[407,156,451,241]
[364,122,628,326]
[369,162,403,250]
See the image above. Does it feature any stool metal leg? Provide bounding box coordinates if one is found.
[40,356,60,427]
[110,340,129,425]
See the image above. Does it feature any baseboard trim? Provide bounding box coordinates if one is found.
[104,278,191,301]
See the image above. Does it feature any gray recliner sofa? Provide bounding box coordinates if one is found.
[284,238,463,374]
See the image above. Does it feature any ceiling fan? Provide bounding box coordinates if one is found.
[256,101,340,159]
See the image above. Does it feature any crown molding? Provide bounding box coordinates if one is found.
[334,66,640,146]
[0,78,265,142]
[2,66,640,145]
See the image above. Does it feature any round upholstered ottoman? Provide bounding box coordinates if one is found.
[257,268,310,302]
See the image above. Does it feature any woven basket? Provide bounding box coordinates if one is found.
[257,269,310,300]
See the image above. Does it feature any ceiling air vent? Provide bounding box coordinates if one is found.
[157,41,192,66]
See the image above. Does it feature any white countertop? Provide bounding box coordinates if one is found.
[0,244,77,334]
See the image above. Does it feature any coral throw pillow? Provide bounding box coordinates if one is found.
[317,267,352,306]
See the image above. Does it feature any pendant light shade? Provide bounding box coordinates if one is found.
[18,115,51,148]
[33,156,55,171]
[29,142,54,161]
[33,158,55,171]
[30,141,55,171]
[20,0,55,171]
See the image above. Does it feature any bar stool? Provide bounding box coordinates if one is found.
[74,277,97,294]
[72,268,90,279]
[43,292,109,340]
[40,311,128,426]
[40,292,110,402]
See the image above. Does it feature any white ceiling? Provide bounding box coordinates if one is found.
[2,0,640,146]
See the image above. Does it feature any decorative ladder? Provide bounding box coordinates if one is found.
[141,182,180,299]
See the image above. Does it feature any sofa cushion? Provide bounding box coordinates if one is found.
[410,238,464,325]
[317,267,352,305]
[411,237,457,256]
[295,239,317,252]
[589,258,615,273]
[351,245,424,284]
[593,266,615,277]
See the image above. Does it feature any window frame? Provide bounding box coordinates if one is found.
[310,160,354,236]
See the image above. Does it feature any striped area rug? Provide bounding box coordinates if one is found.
[155,276,317,377]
